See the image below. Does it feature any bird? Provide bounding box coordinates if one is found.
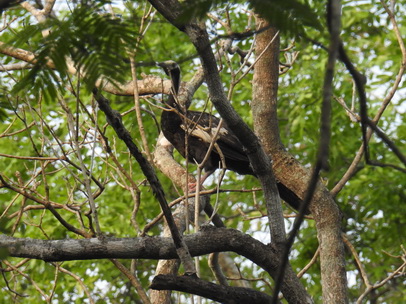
[158,61,254,181]
[158,60,304,212]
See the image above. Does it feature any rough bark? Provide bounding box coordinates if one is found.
[1,228,277,265]
[252,16,348,304]
[251,19,284,153]
[2,226,311,302]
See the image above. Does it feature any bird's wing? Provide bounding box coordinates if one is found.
[184,111,249,162]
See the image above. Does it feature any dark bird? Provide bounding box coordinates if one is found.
[158,60,304,212]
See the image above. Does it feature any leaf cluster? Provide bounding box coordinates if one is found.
[9,3,137,100]
[180,0,324,38]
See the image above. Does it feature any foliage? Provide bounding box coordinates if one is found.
[180,0,324,38]
[9,2,137,100]
[0,1,405,303]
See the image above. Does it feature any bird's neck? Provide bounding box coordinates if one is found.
[165,94,184,113]
[169,68,180,95]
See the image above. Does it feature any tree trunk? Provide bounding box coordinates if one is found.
[251,17,348,303]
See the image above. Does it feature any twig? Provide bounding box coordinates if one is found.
[209,252,228,286]
[344,235,406,303]
[321,0,406,196]
[110,259,151,304]
[7,204,65,219]
[59,97,102,236]
[332,1,406,191]
[342,235,370,287]
[354,244,406,303]
[0,153,61,161]
[0,175,92,238]
[297,246,320,279]
[0,261,28,298]
[129,56,153,162]
[0,120,35,138]
[51,263,95,304]
[2,260,48,301]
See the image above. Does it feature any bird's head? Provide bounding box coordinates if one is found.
[157,60,180,77]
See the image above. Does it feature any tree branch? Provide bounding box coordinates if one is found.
[1,227,276,263]
[92,89,195,275]
[150,274,273,304]
[1,226,312,301]
[0,42,179,98]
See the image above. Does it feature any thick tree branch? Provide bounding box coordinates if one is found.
[252,19,284,154]
[0,42,42,65]
[1,227,275,263]
[250,20,286,247]
[0,42,179,97]
[1,226,311,302]
[150,274,273,304]
[303,2,347,303]
[239,3,347,304]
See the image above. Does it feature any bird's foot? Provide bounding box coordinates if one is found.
[187,182,198,193]
[187,182,205,194]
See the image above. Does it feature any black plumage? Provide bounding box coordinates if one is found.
[158,60,304,212]
[159,60,253,182]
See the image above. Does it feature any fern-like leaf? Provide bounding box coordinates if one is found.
[10,2,137,99]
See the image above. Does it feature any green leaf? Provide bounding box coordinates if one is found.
[180,0,324,37]
[9,3,138,97]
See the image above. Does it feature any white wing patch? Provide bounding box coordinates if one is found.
[180,124,228,143]
[214,127,229,136]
